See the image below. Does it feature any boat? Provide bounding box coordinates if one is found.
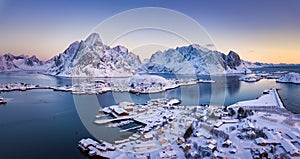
[0,96,7,104]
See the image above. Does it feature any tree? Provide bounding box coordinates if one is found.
[228,108,236,116]
[238,107,244,114]
[184,125,194,139]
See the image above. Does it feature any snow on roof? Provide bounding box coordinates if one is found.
[285,132,300,143]
[280,139,300,155]
[207,143,216,150]
[102,107,111,113]
[229,148,237,153]
[114,107,128,114]
[223,140,232,146]
[247,120,255,129]
[79,138,98,147]
[207,139,217,145]
[144,133,153,139]
[214,121,224,128]
[255,137,266,145]
[263,130,277,141]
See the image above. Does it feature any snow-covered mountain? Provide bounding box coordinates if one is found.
[0,53,44,72]
[45,33,141,77]
[138,44,251,75]
[5,33,291,76]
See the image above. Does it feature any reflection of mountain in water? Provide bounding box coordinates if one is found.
[226,76,241,95]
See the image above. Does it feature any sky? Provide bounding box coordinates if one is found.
[0,0,299,63]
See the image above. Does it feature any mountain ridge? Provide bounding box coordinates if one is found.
[1,33,294,76]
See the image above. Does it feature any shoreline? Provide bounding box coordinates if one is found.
[1,82,298,115]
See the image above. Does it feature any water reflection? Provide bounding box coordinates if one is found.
[226,76,241,95]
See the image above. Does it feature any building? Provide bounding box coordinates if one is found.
[112,107,129,116]
[280,139,300,157]
[124,105,134,112]
[143,133,154,141]
[180,143,191,151]
[255,137,267,146]
[222,140,233,148]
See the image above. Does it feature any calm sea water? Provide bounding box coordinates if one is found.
[0,68,299,159]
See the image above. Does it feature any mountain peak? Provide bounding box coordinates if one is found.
[84,33,103,46]
[113,45,128,53]
[228,50,238,56]
[226,50,241,69]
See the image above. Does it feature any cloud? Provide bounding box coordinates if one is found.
[205,43,215,48]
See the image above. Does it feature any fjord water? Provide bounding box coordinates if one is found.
[0,69,299,159]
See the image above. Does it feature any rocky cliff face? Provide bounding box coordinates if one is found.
[226,51,242,69]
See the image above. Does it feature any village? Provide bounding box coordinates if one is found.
[77,88,300,159]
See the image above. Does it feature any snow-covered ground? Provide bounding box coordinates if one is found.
[228,88,285,109]
[277,72,300,84]
[127,74,215,93]
[0,74,214,95]
[72,74,214,94]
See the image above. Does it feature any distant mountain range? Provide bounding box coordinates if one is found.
[0,33,297,77]
[0,53,45,71]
